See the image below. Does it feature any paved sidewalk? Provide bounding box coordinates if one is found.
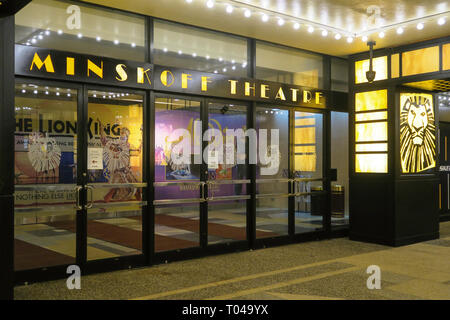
[14,222,450,300]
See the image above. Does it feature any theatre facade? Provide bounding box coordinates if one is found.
[0,0,448,299]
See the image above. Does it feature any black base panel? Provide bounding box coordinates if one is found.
[349,231,439,247]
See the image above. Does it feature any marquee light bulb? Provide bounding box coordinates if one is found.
[278,18,284,26]
[417,22,424,30]
[321,30,328,37]
[378,31,385,38]
[334,33,341,40]
[226,5,233,14]
[244,9,251,18]
[362,35,368,42]
[293,22,300,30]
[308,26,314,33]
[261,14,269,22]
[396,27,404,34]
[206,0,214,9]
[347,36,354,43]
[185,0,192,3]
[438,18,446,25]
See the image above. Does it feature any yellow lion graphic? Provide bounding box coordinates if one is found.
[400,93,436,173]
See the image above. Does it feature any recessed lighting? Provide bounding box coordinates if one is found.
[206,55,210,59]
[114,40,119,45]
[178,50,182,55]
[45,91,49,95]
[45,30,50,36]
[56,92,60,96]
[206,0,214,9]
[38,35,43,40]
[293,22,300,30]
[362,35,368,42]
[214,70,218,73]
[192,52,197,57]
[417,22,424,30]
[226,5,233,14]
[93,94,97,98]
[347,36,354,43]
[232,66,236,70]
[261,14,269,22]
[438,18,446,26]
[396,27,404,34]
[57,30,63,35]
[308,26,314,33]
[33,90,38,94]
[278,18,285,26]
[219,57,223,62]
[321,30,328,37]
[335,33,341,40]
[163,47,168,52]
[244,9,251,18]
[379,31,385,38]
[77,33,83,38]
[223,68,227,72]
[131,42,136,47]
[21,89,26,93]
[185,0,192,3]
[67,93,71,97]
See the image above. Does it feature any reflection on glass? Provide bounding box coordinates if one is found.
[255,106,289,238]
[154,97,201,252]
[14,82,77,271]
[86,90,144,260]
[207,103,248,244]
[294,111,324,233]
[15,0,146,61]
[153,20,248,76]
[256,41,323,88]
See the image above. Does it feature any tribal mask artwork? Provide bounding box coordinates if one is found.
[400,93,436,173]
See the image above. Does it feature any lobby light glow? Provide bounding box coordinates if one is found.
[378,31,385,38]
[244,9,251,18]
[226,5,233,14]
[417,22,424,30]
[362,35,368,42]
[321,30,328,37]
[57,29,63,35]
[261,14,269,22]
[293,22,300,30]
[335,33,341,40]
[185,0,192,3]
[438,18,446,25]
[96,36,101,41]
[307,26,314,33]
[77,33,83,38]
[278,18,284,26]
[396,27,404,34]
[206,0,214,9]
[347,36,354,43]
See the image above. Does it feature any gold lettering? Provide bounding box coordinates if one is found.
[303,90,312,103]
[160,70,174,87]
[201,76,212,92]
[115,64,128,82]
[290,88,299,102]
[315,92,323,104]
[229,80,238,95]
[87,59,103,79]
[182,73,192,89]
[66,57,75,76]
[260,84,269,99]
[275,87,286,100]
[245,82,255,96]
[30,53,55,73]
[137,67,151,84]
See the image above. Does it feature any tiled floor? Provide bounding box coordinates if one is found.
[13,221,450,300]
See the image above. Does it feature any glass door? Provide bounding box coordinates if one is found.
[292,111,325,234]
[14,80,81,271]
[85,88,146,261]
[206,101,250,245]
[153,95,203,252]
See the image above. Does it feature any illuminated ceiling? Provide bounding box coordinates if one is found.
[83,0,450,57]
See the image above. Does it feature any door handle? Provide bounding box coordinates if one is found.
[74,186,82,210]
[85,185,94,209]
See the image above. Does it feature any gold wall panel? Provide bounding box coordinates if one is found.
[400,93,436,173]
[355,90,388,112]
[294,145,315,153]
[355,154,388,173]
[294,154,316,172]
[444,43,450,71]
[295,127,315,144]
[402,46,439,77]
[355,143,388,152]
[391,53,400,78]
[355,56,388,84]
[355,122,388,142]
[355,111,388,122]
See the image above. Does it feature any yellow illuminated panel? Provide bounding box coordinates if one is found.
[294,154,316,172]
[356,143,388,152]
[355,56,388,84]
[355,90,388,112]
[355,122,387,142]
[444,43,450,71]
[391,53,400,78]
[295,145,315,153]
[295,118,315,126]
[355,111,387,122]
[355,154,388,173]
[295,127,315,144]
[400,93,436,173]
[402,46,439,76]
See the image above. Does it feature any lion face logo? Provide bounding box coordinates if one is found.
[400,94,436,173]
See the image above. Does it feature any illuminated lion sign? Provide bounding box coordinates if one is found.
[400,93,436,173]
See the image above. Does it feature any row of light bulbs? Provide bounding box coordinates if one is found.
[186,0,448,43]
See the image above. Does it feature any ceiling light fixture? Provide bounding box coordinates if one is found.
[321,30,328,37]
[308,26,314,33]
[417,22,424,30]
[347,36,354,43]
[261,14,269,22]
[438,18,446,25]
[396,27,404,34]
[362,35,368,42]
[293,22,300,30]
[278,18,284,26]
[378,31,385,38]
[206,0,214,9]
[334,33,341,40]
[244,9,251,18]
[226,5,233,14]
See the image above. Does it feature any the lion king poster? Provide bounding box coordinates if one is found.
[400,93,436,173]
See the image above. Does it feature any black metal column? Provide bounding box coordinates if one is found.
[0,14,15,300]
